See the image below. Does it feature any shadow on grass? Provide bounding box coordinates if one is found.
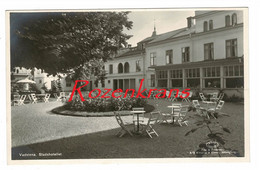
[12,123,198,160]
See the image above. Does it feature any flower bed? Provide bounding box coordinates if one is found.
[64,96,148,112]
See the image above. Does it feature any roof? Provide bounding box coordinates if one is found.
[149,28,189,43]
[114,48,145,58]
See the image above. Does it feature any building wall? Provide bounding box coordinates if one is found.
[195,10,243,33]
[104,52,145,91]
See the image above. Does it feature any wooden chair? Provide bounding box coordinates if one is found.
[114,112,133,137]
[175,105,189,126]
[199,93,206,102]
[192,100,204,116]
[13,95,20,106]
[182,91,192,104]
[54,93,62,101]
[210,92,219,102]
[140,112,160,138]
[30,94,38,104]
[43,94,51,103]
[208,100,225,118]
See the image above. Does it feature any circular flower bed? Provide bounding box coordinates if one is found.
[51,96,155,117]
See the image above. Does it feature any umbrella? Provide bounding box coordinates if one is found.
[16,78,36,84]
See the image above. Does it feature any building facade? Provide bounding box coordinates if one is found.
[140,10,244,97]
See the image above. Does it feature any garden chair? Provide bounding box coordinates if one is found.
[215,93,224,103]
[54,93,62,101]
[199,93,206,102]
[140,112,160,138]
[114,112,133,137]
[30,94,38,104]
[19,95,27,105]
[192,100,204,115]
[210,92,218,102]
[208,100,225,118]
[174,105,189,126]
[43,94,51,103]
[182,91,192,104]
[13,95,20,106]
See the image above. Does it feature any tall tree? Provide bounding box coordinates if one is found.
[11,12,133,77]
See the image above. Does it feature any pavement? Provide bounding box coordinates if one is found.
[11,101,132,148]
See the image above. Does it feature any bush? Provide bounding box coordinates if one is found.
[64,96,148,112]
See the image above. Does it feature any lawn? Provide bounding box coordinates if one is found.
[11,99,244,159]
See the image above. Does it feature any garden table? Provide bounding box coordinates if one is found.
[36,94,46,102]
[130,110,146,133]
[167,105,181,124]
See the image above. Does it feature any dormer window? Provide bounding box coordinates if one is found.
[203,21,208,32]
[225,15,231,27]
[209,20,213,30]
[232,13,237,25]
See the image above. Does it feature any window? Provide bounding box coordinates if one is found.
[170,70,183,78]
[108,80,111,84]
[204,43,214,60]
[224,65,244,88]
[109,64,113,74]
[118,63,123,73]
[182,47,190,62]
[209,20,213,30]
[101,79,105,88]
[203,21,208,32]
[226,39,237,58]
[232,13,237,25]
[39,79,42,84]
[16,69,19,73]
[150,74,155,87]
[150,52,156,66]
[170,69,183,88]
[166,50,173,64]
[124,62,129,73]
[136,60,141,72]
[225,15,231,27]
[203,67,221,88]
[156,70,168,88]
[185,68,200,88]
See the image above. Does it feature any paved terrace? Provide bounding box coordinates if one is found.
[11,99,244,159]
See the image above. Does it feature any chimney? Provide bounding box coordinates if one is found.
[187,17,194,28]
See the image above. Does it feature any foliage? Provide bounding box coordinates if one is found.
[11,12,133,76]
[185,110,240,157]
[64,96,148,112]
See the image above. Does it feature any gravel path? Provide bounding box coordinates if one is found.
[11,101,132,147]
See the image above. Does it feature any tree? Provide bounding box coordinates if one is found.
[11,12,133,77]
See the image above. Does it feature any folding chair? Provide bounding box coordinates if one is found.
[13,95,20,106]
[17,95,26,106]
[208,100,225,118]
[210,92,218,102]
[30,94,38,104]
[175,105,189,126]
[114,112,133,137]
[54,93,62,101]
[199,93,206,102]
[140,112,160,138]
[182,91,192,104]
[43,94,51,103]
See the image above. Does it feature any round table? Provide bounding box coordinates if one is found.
[130,110,146,132]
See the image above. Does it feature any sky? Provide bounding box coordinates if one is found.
[123,10,195,46]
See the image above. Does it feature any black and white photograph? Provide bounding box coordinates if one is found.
[7,8,249,162]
